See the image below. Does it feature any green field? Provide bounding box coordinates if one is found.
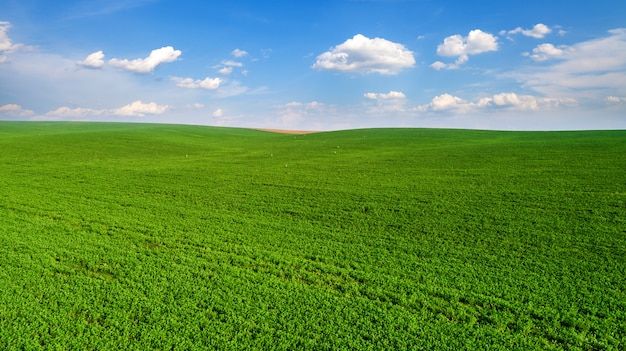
[0,121,625,350]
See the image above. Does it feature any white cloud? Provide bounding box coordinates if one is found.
[108,46,181,73]
[503,24,552,39]
[430,61,447,70]
[431,54,469,70]
[418,92,576,113]
[605,96,626,103]
[0,21,31,62]
[0,21,17,52]
[213,80,251,98]
[431,30,498,70]
[437,30,498,56]
[488,92,576,110]
[112,100,170,116]
[364,91,406,100]
[221,60,243,67]
[232,49,248,58]
[219,66,233,75]
[187,103,205,109]
[172,76,222,90]
[46,106,104,117]
[0,103,35,116]
[77,50,105,68]
[418,94,473,112]
[364,91,407,113]
[212,108,223,118]
[524,43,568,61]
[312,34,415,75]
[505,28,626,98]
[44,101,171,118]
[261,48,272,59]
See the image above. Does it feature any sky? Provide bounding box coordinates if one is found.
[1,0,625,131]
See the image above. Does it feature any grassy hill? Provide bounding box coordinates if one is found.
[1,121,625,350]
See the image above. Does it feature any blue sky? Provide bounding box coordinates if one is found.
[1,0,625,130]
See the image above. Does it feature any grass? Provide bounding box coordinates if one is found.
[0,121,625,350]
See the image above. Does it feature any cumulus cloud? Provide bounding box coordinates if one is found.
[437,30,498,56]
[505,28,626,98]
[77,50,105,68]
[502,24,552,39]
[312,34,415,75]
[171,76,222,90]
[418,92,576,113]
[431,30,498,70]
[524,43,568,61]
[109,46,181,73]
[112,100,170,116]
[0,103,35,116]
[232,49,248,58]
[418,94,473,112]
[0,21,31,62]
[0,22,18,52]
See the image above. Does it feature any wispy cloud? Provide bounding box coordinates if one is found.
[364,91,406,100]
[221,60,243,67]
[64,0,158,19]
[232,49,248,58]
[313,34,415,75]
[505,28,626,98]
[273,101,340,128]
[364,91,408,113]
[218,66,233,76]
[501,23,552,39]
[46,100,170,118]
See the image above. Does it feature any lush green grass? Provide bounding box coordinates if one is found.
[1,121,625,350]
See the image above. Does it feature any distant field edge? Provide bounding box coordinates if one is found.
[0,120,625,134]
[254,128,321,135]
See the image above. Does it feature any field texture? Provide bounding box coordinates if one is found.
[0,122,625,350]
